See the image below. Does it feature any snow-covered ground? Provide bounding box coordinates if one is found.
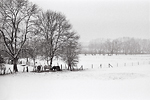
[0,54,150,100]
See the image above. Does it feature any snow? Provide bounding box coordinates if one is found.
[0,54,150,100]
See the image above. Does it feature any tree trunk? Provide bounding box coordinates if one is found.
[13,58,18,72]
[33,59,36,66]
[49,57,53,71]
[26,57,29,63]
[68,63,72,71]
[46,57,49,65]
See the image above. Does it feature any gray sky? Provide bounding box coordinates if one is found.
[30,0,150,42]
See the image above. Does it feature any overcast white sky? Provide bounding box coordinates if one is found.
[30,0,150,42]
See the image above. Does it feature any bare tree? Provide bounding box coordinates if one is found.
[36,10,72,69]
[0,0,38,72]
[24,36,41,66]
[88,40,97,55]
[85,37,150,55]
[59,31,80,70]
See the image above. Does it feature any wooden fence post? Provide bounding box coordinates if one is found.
[81,65,83,70]
[26,66,28,72]
[23,67,25,72]
[100,64,102,68]
[61,64,62,70]
[8,68,12,74]
[108,63,113,68]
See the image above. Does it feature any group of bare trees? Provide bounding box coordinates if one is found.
[82,37,150,55]
[0,0,80,72]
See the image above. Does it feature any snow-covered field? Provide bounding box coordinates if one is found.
[0,54,150,100]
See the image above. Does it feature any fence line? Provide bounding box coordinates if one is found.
[85,60,150,69]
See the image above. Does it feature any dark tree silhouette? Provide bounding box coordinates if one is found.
[59,31,80,70]
[36,10,73,70]
[0,0,39,72]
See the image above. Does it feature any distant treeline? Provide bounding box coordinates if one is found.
[81,37,150,55]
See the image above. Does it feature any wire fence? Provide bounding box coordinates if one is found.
[79,60,150,69]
